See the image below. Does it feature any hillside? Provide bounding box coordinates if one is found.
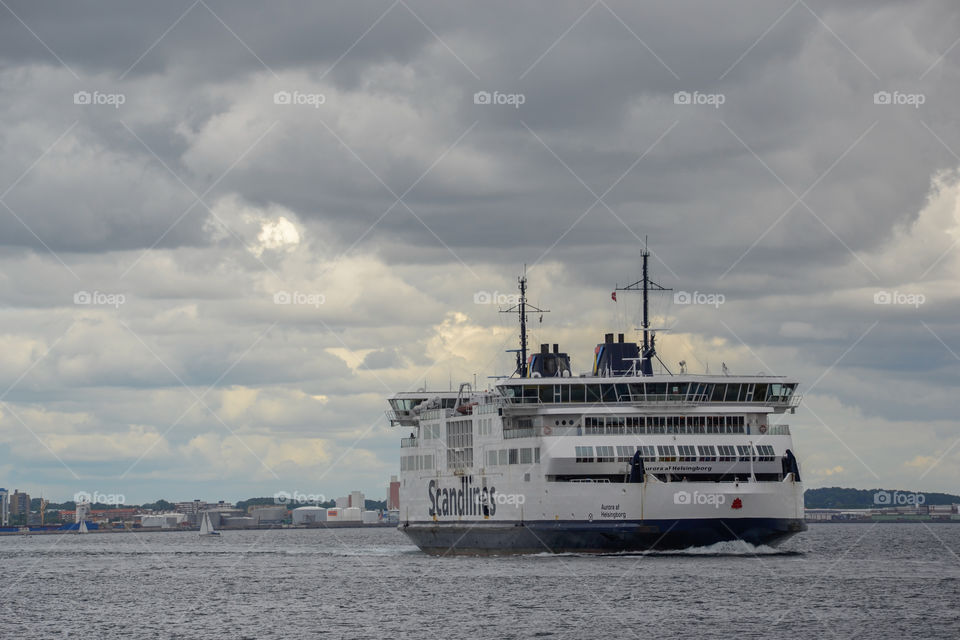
[805,487,960,509]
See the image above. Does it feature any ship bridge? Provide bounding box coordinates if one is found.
[494,375,800,411]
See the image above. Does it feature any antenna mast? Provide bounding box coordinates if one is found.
[614,238,671,375]
[501,266,549,377]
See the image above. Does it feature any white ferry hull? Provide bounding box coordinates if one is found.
[398,477,806,554]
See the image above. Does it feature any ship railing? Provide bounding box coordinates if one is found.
[502,396,801,407]
[400,437,418,448]
[503,427,536,439]
[580,425,788,436]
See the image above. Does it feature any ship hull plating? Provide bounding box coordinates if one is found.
[401,517,806,555]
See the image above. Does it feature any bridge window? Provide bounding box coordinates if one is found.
[586,385,602,404]
[596,446,615,463]
[575,446,595,463]
[570,385,585,403]
[753,384,767,402]
[711,384,726,402]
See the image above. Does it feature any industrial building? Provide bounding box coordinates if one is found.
[0,488,8,526]
[248,505,286,524]
[140,513,187,528]
[10,490,30,516]
[387,476,400,511]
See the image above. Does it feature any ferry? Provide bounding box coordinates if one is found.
[389,248,806,554]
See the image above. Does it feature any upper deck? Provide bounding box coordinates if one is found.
[387,375,800,428]
[495,375,800,411]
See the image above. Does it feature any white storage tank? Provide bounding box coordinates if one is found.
[342,507,362,521]
[326,508,341,522]
[362,510,380,524]
[292,506,327,525]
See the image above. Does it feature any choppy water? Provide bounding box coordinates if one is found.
[1,524,958,639]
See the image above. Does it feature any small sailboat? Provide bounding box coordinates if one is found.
[78,520,88,534]
[198,512,220,537]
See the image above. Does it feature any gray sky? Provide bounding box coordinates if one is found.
[1,0,959,503]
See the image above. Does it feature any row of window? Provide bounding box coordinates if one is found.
[400,454,435,471]
[583,415,748,435]
[486,447,541,467]
[575,443,778,464]
[502,382,797,405]
[477,418,495,436]
[446,420,474,469]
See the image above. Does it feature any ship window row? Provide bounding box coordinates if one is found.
[583,415,746,435]
[400,454,434,471]
[576,444,772,463]
[477,418,495,436]
[501,382,796,404]
[446,420,474,469]
[390,397,460,413]
[486,447,541,467]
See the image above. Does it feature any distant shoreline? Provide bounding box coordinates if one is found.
[806,519,960,524]
[0,522,397,536]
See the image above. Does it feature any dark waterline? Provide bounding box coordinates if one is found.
[1,524,957,639]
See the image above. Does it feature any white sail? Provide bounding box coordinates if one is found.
[199,512,218,536]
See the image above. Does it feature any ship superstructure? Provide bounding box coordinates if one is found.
[389,249,805,554]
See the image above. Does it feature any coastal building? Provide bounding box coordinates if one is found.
[387,476,400,510]
[335,496,349,508]
[10,490,30,518]
[349,491,365,509]
[0,488,8,526]
[175,499,234,515]
[249,505,286,524]
[140,513,186,528]
[75,502,90,523]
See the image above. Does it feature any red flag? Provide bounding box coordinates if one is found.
[611,291,617,302]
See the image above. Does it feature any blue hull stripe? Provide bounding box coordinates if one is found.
[401,518,807,554]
